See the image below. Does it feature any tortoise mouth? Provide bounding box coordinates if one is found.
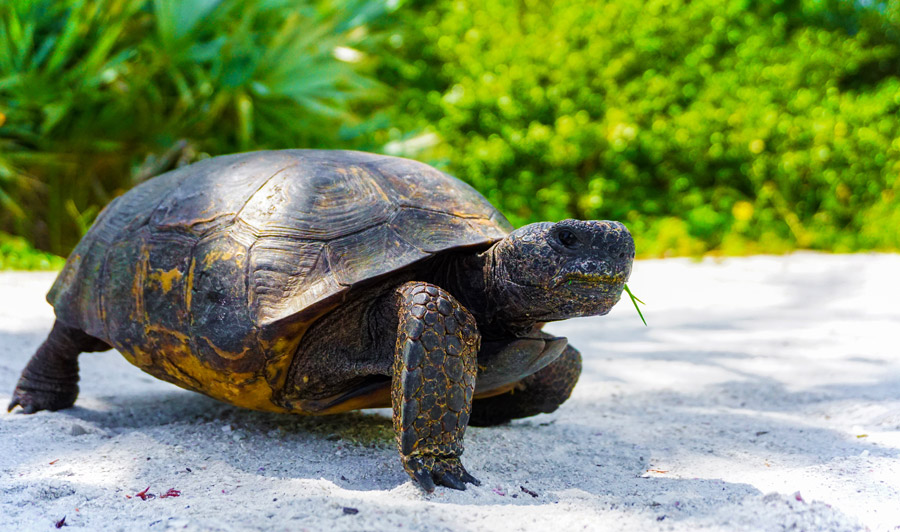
[550,272,626,317]
[554,272,626,291]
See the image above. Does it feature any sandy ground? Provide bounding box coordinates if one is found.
[1,253,899,532]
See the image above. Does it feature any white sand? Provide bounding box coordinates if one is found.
[2,252,898,531]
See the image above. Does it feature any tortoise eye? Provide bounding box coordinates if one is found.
[557,229,578,248]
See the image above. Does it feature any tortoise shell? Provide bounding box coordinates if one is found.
[48,150,513,411]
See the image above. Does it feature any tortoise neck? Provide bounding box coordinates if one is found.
[430,245,536,338]
[480,244,541,335]
[428,250,486,314]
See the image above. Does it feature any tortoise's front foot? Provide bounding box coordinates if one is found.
[392,282,481,493]
[403,455,480,492]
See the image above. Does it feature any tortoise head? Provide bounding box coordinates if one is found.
[488,219,635,323]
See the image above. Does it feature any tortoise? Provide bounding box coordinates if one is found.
[8,150,634,492]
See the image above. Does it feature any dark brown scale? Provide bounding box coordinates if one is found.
[9,149,634,493]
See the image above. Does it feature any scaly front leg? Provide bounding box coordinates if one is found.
[392,282,482,492]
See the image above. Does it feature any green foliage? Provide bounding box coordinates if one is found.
[371,0,900,256]
[0,231,64,270]
[3,0,900,267]
[0,0,386,255]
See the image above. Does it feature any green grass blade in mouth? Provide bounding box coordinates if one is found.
[624,284,647,326]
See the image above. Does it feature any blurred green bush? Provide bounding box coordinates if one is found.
[371,0,900,256]
[0,0,385,257]
[0,231,64,270]
[2,0,899,267]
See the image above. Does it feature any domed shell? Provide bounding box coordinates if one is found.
[47,150,512,411]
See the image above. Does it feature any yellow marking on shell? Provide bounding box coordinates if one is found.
[148,267,183,293]
[202,248,242,268]
[155,358,203,390]
[185,257,196,311]
[264,333,303,355]
[118,339,293,414]
[98,286,107,332]
[129,246,149,322]
[114,304,357,415]
[145,324,191,345]
[112,277,319,415]
[199,336,251,361]
[128,345,153,369]
[259,328,306,401]
[118,346,137,366]
[163,354,280,411]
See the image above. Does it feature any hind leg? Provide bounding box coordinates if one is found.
[469,345,582,427]
[8,320,110,414]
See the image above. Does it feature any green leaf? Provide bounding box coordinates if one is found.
[186,37,226,62]
[624,284,646,326]
[153,0,222,45]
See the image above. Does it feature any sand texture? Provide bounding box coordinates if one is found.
[2,253,898,531]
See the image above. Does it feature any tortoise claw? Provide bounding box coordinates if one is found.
[436,472,466,491]
[7,389,37,414]
[459,470,481,486]
[7,394,38,414]
[7,396,20,413]
[403,455,480,493]
[412,467,436,493]
[7,386,75,414]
